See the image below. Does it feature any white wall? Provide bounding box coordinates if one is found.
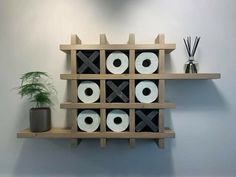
[0,0,235,176]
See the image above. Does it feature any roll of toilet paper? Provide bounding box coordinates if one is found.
[135,81,158,103]
[78,81,100,103]
[77,110,100,132]
[106,51,128,74]
[135,52,158,74]
[107,110,129,132]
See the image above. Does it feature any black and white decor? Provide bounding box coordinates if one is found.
[76,50,159,133]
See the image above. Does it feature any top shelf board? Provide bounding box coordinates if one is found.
[60,73,221,80]
[59,44,176,54]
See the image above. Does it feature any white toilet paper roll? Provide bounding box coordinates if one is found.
[135,81,158,103]
[77,110,100,132]
[135,52,158,74]
[78,81,100,103]
[107,110,129,132]
[106,51,128,74]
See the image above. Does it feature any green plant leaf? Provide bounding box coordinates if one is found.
[33,92,52,107]
[18,83,46,97]
[20,71,49,85]
[17,71,56,108]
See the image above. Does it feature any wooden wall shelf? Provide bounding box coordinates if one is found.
[60,102,176,109]
[17,34,221,149]
[17,128,175,139]
[60,73,221,80]
[60,44,176,54]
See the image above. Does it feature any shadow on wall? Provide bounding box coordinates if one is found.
[86,0,145,22]
[166,80,228,112]
[14,139,175,176]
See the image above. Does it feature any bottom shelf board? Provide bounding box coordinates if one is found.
[17,128,175,139]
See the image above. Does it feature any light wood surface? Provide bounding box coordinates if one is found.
[60,73,221,80]
[17,128,175,139]
[60,102,176,109]
[99,34,107,147]
[60,44,176,54]
[156,34,165,149]
[128,34,136,147]
[70,34,80,147]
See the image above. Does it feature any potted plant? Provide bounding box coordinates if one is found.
[17,71,56,132]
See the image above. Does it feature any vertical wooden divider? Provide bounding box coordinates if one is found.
[128,34,136,147]
[70,34,81,147]
[99,34,108,148]
[155,34,165,149]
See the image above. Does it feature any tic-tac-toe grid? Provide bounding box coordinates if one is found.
[60,34,176,149]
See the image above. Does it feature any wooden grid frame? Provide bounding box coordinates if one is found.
[17,33,221,150]
[70,34,81,147]
[62,33,176,149]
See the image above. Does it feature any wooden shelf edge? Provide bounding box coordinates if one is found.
[60,73,221,80]
[166,73,221,80]
[60,102,176,109]
[17,128,175,139]
[59,44,176,54]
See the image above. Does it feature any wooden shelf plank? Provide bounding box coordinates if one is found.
[128,33,136,147]
[165,73,221,79]
[17,128,175,139]
[60,73,221,80]
[156,33,166,149]
[99,34,108,148]
[60,102,176,109]
[60,44,176,54]
[70,34,80,147]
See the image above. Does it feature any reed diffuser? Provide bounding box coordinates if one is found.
[183,36,200,73]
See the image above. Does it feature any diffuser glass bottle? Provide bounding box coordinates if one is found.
[184,57,199,73]
[183,36,200,73]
